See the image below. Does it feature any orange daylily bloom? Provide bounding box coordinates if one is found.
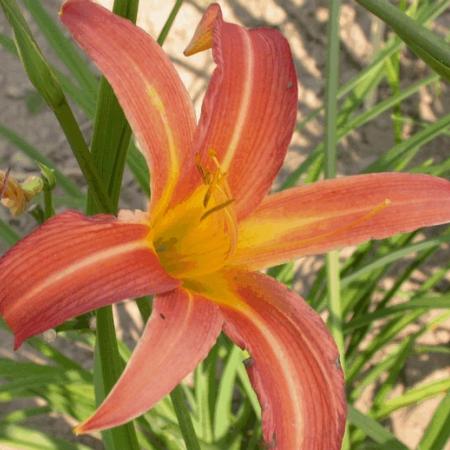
[0,169,43,216]
[1,1,450,449]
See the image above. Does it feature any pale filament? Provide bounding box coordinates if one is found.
[195,149,238,257]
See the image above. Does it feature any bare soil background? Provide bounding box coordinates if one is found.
[0,1,449,449]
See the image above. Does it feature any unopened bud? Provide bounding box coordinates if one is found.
[37,162,56,190]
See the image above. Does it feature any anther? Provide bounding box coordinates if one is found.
[195,153,209,184]
[208,148,220,166]
[200,198,235,221]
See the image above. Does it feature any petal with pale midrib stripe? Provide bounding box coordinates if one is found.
[0,210,178,348]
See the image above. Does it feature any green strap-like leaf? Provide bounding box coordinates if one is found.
[418,391,450,450]
[356,0,450,81]
[0,0,64,108]
[346,294,450,332]
[347,405,408,449]
[0,424,93,450]
[170,385,202,450]
[21,0,98,95]
[0,217,20,245]
[342,235,450,287]
[373,378,450,419]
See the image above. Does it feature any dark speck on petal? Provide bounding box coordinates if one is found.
[335,357,341,370]
[244,357,254,368]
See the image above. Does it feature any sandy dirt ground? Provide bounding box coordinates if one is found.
[0,1,449,449]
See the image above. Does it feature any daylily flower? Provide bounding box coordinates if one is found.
[0,169,43,216]
[1,1,450,449]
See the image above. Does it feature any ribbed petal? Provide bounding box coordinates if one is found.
[75,287,223,433]
[232,173,450,270]
[185,270,346,450]
[61,0,196,215]
[0,211,178,349]
[185,4,298,219]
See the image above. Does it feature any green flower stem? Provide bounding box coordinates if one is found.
[156,0,183,46]
[85,0,138,212]
[87,1,139,449]
[135,297,152,323]
[324,0,345,365]
[38,164,56,219]
[42,188,54,220]
[324,0,346,364]
[324,1,349,449]
[324,0,341,180]
[54,102,114,214]
[326,252,344,356]
[95,307,140,450]
[170,385,202,450]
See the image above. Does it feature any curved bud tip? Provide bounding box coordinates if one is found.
[73,420,89,436]
[59,0,86,16]
[184,3,221,56]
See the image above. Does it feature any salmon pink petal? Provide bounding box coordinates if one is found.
[75,288,223,433]
[61,0,196,215]
[232,173,450,270]
[185,4,297,219]
[0,211,178,349]
[185,270,345,450]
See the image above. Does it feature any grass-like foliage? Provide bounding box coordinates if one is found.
[0,1,449,449]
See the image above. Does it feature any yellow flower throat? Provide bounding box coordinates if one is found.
[152,150,238,279]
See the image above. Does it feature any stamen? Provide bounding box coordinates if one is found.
[208,148,222,170]
[200,198,235,221]
[195,149,238,260]
[195,153,208,183]
[203,169,221,207]
[197,149,231,208]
